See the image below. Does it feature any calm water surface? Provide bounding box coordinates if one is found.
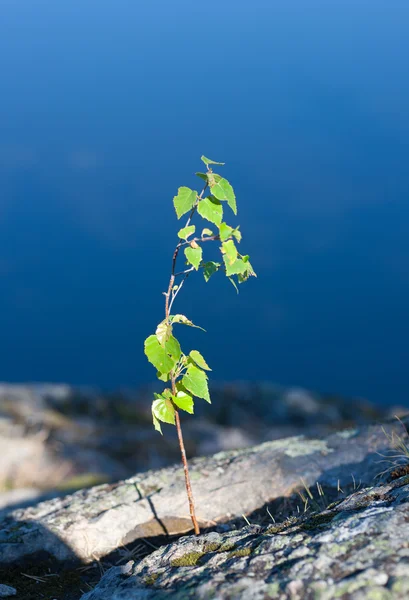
[0,1,408,404]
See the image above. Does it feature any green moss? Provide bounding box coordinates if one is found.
[171,551,205,567]
[301,511,335,531]
[265,522,287,535]
[227,547,252,558]
[218,540,237,552]
[203,542,221,553]
[144,573,159,585]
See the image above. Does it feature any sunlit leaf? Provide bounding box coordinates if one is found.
[182,365,211,403]
[232,227,242,243]
[228,277,239,294]
[173,391,194,414]
[208,175,237,215]
[189,350,211,371]
[153,413,162,434]
[173,187,197,219]
[171,314,205,331]
[223,256,248,277]
[155,320,172,346]
[201,155,225,167]
[185,245,202,270]
[144,334,181,374]
[177,225,195,240]
[219,222,234,242]
[197,196,223,225]
[152,394,176,426]
[221,240,238,265]
[201,228,213,237]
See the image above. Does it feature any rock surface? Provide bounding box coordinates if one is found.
[0,382,394,504]
[0,585,16,598]
[80,473,409,599]
[1,416,408,566]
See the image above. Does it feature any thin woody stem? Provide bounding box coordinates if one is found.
[163,182,209,535]
[171,379,200,535]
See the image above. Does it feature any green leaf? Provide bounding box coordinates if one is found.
[201,155,225,167]
[219,222,234,242]
[228,277,239,294]
[223,256,248,276]
[171,314,205,331]
[201,228,213,237]
[177,225,195,240]
[203,261,220,282]
[152,395,176,426]
[197,196,223,225]
[221,239,238,265]
[236,258,257,282]
[208,175,237,215]
[182,365,211,403]
[173,391,194,414]
[189,350,211,371]
[157,371,169,382]
[153,413,162,434]
[144,334,181,374]
[155,320,172,346]
[196,172,208,182]
[173,187,197,219]
[232,227,242,243]
[184,246,202,270]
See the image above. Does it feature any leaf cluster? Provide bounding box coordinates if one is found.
[144,156,256,433]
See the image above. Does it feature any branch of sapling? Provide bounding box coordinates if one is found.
[144,155,256,537]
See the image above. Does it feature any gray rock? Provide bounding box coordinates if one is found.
[0,585,16,598]
[1,416,408,565]
[80,474,409,599]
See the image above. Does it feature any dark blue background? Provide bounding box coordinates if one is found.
[0,1,408,404]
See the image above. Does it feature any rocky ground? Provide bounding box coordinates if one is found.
[1,412,409,598]
[0,381,397,512]
[81,474,409,600]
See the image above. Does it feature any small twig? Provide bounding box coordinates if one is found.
[181,235,220,246]
[168,271,191,314]
[174,266,196,277]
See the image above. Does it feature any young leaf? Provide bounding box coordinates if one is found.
[171,314,205,331]
[203,261,220,282]
[228,277,239,294]
[197,196,223,225]
[173,187,197,219]
[178,225,195,240]
[173,391,194,414]
[155,320,172,346]
[144,334,181,374]
[201,228,213,237]
[221,239,238,265]
[157,371,169,382]
[232,227,242,243]
[196,172,208,182]
[189,350,211,371]
[152,395,176,425]
[219,222,234,242]
[182,365,211,403]
[185,246,202,270]
[153,413,163,434]
[208,175,237,215]
[201,155,225,167]
[223,256,248,276]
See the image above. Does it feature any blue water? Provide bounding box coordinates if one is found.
[0,1,408,404]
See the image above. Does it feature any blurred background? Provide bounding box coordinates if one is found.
[0,1,408,505]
